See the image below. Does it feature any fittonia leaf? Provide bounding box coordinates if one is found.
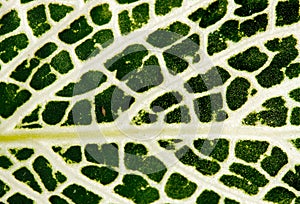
[0,0,300,203]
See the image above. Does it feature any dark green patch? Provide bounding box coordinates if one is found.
[175,145,220,175]
[21,0,34,3]
[189,0,228,28]
[7,193,33,204]
[196,190,220,204]
[224,198,240,204]
[261,146,288,176]
[282,165,300,191]
[226,77,251,110]
[84,143,119,167]
[220,175,258,195]
[10,58,40,82]
[0,82,31,118]
[53,146,82,163]
[155,0,183,16]
[27,5,51,36]
[150,92,182,112]
[164,105,191,123]
[228,47,268,72]
[118,3,149,35]
[49,195,68,204]
[132,110,157,125]
[13,167,42,193]
[90,4,112,26]
[285,63,300,79]
[42,101,69,125]
[291,107,300,125]
[59,16,93,44]
[62,100,92,126]
[50,50,73,74]
[165,173,197,199]
[264,187,296,203]
[234,0,268,16]
[0,33,29,63]
[116,0,139,3]
[35,42,57,59]
[49,3,73,22]
[194,138,229,162]
[30,64,57,90]
[95,86,135,123]
[291,138,300,149]
[235,140,269,163]
[290,88,300,102]
[0,179,9,198]
[185,66,230,93]
[0,10,20,36]
[63,184,101,204]
[163,52,189,74]
[158,139,182,150]
[114,174,159,204]
[276,0,300,26]
[243,97,288,127]
[21,106,40,124]
[81,165,118,185]
[10,148,34,160]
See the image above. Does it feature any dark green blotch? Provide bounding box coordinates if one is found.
[276,0,300,26]
[59,16,93,44]
[224,198,240,204]
[49,3,73,22]
[114,174,159,204]
[196,190,220,204]
[84,143,119,167]
[63,100,92,126]
[163,52,189,74]
[63,184,101,204]
[20,124,42,129]
[164,105,191,124]
[226,77,251,110]
[7,193,33,204]
[90,4,112,26]
[240,14,268,37]
[49,195,68,204]
[264,187,296,203]
[261,146,288,176]
[33,156,58,191]
[30,64,57,90]
[35,42,57,59]
[0,82,31,118]
[175,145,220,175]
[291,138,300,149]
[282,165,300,190]
[13,167,42,193]
[21,0,34,3]
[132,110,157,125]
[285,63,300,79]
[116,0,139,3]
[105,44,148,79]
[50,50,73,74]
[27,5,51,36]
[150,92,182,112]
[155,0,183,16]
[158,139,182,150]
[194,138,229,162]
[10,58,40,82]
[220,175,258,195]
[165,173,197,199]
[291,107,300,125]
[21,106,40,124]
[0,33,29,63]
[0,10,20,36]
[185,66,230,93]
[228,47,268,72]
[95,86,135,123]
[42,101,69,125]
[234,0,268,17]
[53,146,82,163]
[81,165,118,185]
[10,148,34,160]
[290,88,300,102]
[0,179,9,198]
[235,140,269,163]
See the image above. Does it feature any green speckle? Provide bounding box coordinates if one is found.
[0,179,9,198]
[0,10,20,36]
[27,5,51,36]
[228,47,268,72]
[196,190,220,204]
[10,148,34,160]
[81,165,118,185]
[10,58,40,82]
[276,0,299,26]
[42,101,69,125]
[155,0,183,16]
[30,64,57,90]
[59,16,93,44]
[63,184,101,204]
[264,187,296,203]
[165,173,197,199]
[114,174,159,204]
[226,77,251,110]
[49,3,73,22]
[35,42,58,59]
[7,193,33,204]
[164,105,191,123]
[0,33,29,63]
[0,82,31,118]
[261,146,288,176]
[235,140,269,163]
[291,107,300,125]
[13,167,42,193]
[150,92,182,112]
[194,138,229,162]
[234,0,268,17]
[90,4,112,26]
[62,100,92,126]
[50,50,73,74]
